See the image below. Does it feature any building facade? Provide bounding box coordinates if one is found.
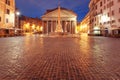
[20,16,42,34]
[41,7,77,34]
[77,13,90,34]
[89,0,120,36]
[0,0,15,36]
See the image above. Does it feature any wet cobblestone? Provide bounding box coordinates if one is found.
[0,35,120,80]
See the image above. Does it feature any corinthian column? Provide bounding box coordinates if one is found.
[46,21,48,34]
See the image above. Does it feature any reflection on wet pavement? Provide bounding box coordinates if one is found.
[0,35,120,80]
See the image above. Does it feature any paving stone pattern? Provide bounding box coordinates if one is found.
[0,35,120,80]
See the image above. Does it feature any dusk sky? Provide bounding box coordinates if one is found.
[15,0,90,22]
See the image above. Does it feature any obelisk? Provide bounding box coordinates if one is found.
[55,1,63,33]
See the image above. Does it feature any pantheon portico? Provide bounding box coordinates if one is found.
[41,7,77,34]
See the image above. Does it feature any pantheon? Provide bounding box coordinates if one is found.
[41,7,77,34]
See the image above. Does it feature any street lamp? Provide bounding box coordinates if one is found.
[16,11,21,29]
[16,11,20,16]
[15,11,21,35]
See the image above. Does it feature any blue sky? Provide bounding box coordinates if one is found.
[15,0,90,22]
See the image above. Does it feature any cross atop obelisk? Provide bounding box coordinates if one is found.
[55,0,63,33]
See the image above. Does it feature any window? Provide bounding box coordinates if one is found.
[118,19,120,22]
[100,1,102,7]
[6,9,10,14]
[119,8,120,13]
[6,18,8,23]
[95,5,97,9]
[100,9,103,13]
[112,20,115,23]
[112,11,114,15]
[0,17,1,22]
[104,0,106,4]
[8,0,10,5]
[108,12,110,17]
[104,6,106,10]
[107,21,110,24]
[104,22,107,24]
[111,1,114,6]
[6,0,10,5]
[94,17,96,21]
[107,1,114,8]
[96,12,97,15]
[6,0,8,4]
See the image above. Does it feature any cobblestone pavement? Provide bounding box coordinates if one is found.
[0,34,120,80]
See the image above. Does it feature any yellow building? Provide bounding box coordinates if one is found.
[0,0,15,36]
[20,16,42,34]
[77,13,90,34]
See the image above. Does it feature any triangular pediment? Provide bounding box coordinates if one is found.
[42,8,77,18]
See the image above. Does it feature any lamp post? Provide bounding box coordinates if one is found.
[16,11,20,28]
[16,11,20,16]
[15,11,20,35]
